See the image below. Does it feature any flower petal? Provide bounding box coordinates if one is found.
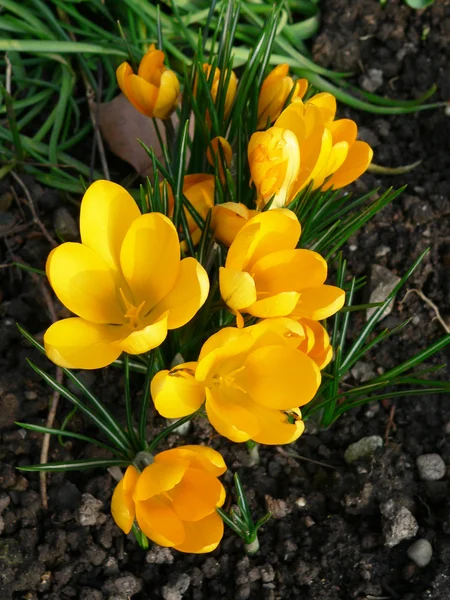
[80,180,140,278]
[151,363,205,418]
[170,467,225,521]
[137,47,165,82]
[211,203,257,247]
[198,327,245,362]
[292,284,346,320]
[237,345,321,409]
[307,92,336,123]
[153,69,180,118]
[46,242,124,324]
[149,258,209,330]
[135,496,185,547]
[297,318,333,369]
[226,209,301,272]
[252,405,305,445]
[323,141,373,190]
[173,511,224,554]
[219,267,257,311]
[120,313,169,355]
[135,460,189,501]
[328,119,357,145]
[246,292,300,318]
[123,73,159,117]
[252,249,328,294]
[44,318,123,369]
[111,478,135,534]
[155,445,227,477]
[120,213,180,309]
[205,388,260,443]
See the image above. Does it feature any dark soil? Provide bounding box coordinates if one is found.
[1,1,450,598]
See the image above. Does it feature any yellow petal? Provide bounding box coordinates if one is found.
[205,388,260,443]
[44,318,123,369]
[297,318,333,369]
[80,180,140,278]
[111,478,135,534]
[306,92,336,123]
[170,467,225,521]
[134,460,189,501]
[198,327,245,362]
[122,72,159,117]
[328,118,357,145]
[173,511,224,554]
[252,406,305,445]
[211,203,257,247]
[46,243,124,324]
[246,292,300,318]
[120,212,180,309]
[116,62,133,96]
[219,267,257,311]
[322,141,373,190]
[237,345,321,409]
[252,249,328,294]
[293,285,346,320]
[137,47,165,82]
[226,209,301,272]
[153,69,180,119]
[155,445,227,477]
[148,257,209,329]
[120,313,169,355]
[151,363,205,418]
[135,496,185,547]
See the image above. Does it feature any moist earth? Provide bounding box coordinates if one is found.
[1,0,450,598]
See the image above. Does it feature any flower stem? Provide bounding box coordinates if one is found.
[244,536,260,555]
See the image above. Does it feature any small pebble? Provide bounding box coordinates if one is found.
[344,435,383,464]
[416,454,446,481]
[381,500,418,548]
[407,539,433,567]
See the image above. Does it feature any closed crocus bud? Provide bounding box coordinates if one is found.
[116,44,180,118]
[257,64,308,130]
[199,64,238,119]
[111,446,227,553]
[211,202,259,247]
[248,127,300,209]
[166,174,215,247]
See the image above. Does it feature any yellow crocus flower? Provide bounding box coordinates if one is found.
[257,64,308,129]
[111,446,226,554]
[116,44,180,118]
[219,209,345,323]
[151,318,321,444]
[44,180,209,370]
[197,64,238,120]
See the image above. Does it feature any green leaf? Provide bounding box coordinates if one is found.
[404,0,434,8]
[17,458,130,472]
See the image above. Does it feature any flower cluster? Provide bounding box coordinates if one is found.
[42,51,373,554]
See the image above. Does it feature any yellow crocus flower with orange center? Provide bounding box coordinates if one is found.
[111,446,226,554]
[116,44,180,118]
[44,180,209,370]
[151,318,321,444]
[219,209,345,324]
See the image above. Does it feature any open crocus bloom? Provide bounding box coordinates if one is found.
[249,93,373,208]
[257,64,308,130]
[219,209,345,324]
[116,44,180,119]
[152,318,321,444]
[211,202,259,247]
[111,446,226,553]
[44,180,209,369]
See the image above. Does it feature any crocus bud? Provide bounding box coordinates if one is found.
[197,64,238,119]
[257,64,308,130]
[116,44,180,119]
[207,136,233,181]
[248,127,300,209]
